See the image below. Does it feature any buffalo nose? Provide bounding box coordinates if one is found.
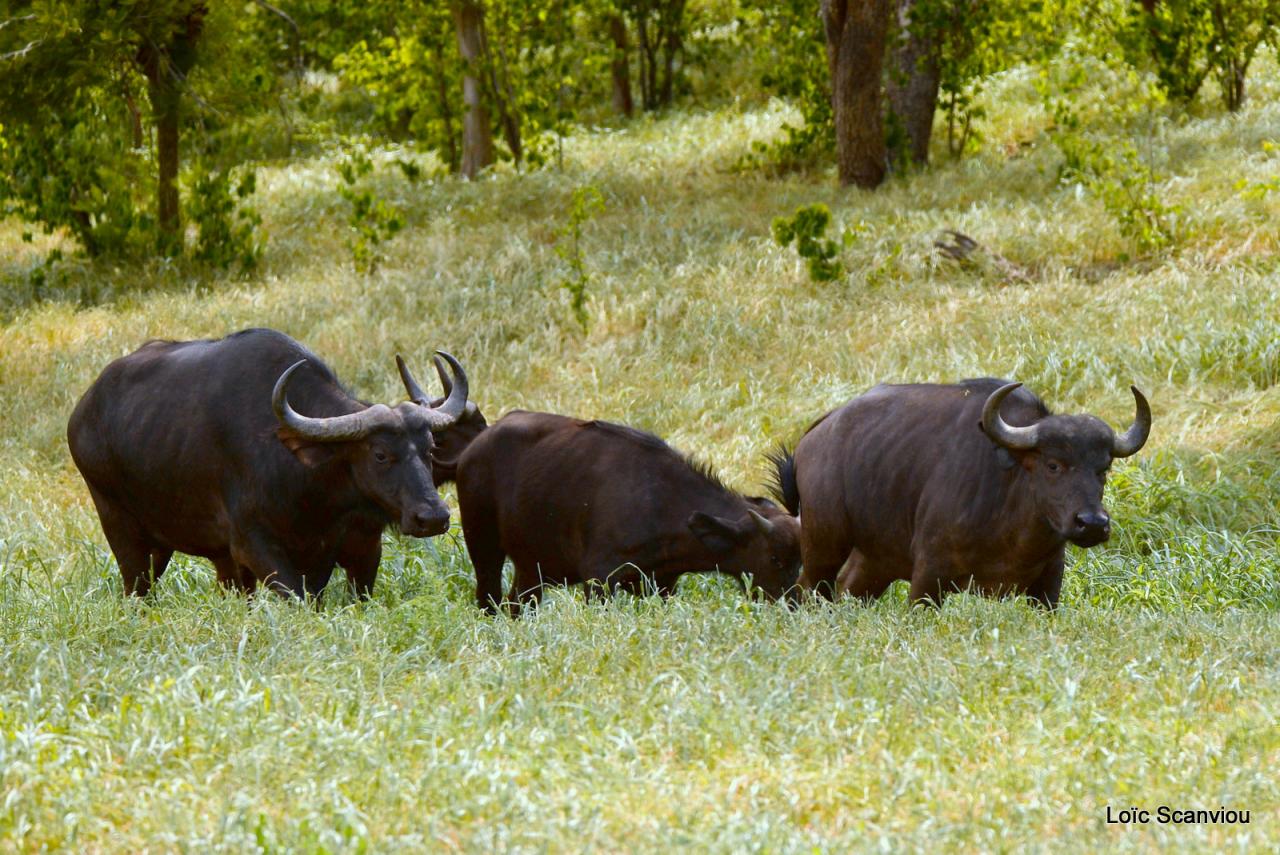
[1074,511,1110,533]
[406,508,450,537]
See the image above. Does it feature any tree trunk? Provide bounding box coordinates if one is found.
[822,0,892,188]
[123,86,145,149]
[885,0,939,166]
[608,15,633,117]
[431,41,460,171]
[658,1,685,108]
[635,13,656,110]
[453,2,494,178]
[150,78,181,241]
[485,23,523,165]
[136,7,205,251]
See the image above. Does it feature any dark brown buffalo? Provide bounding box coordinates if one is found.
[456,411,802,613]
[772,378,1151,608]
[67,328,471,599]
[397,353,488,484]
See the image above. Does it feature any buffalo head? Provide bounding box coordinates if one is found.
[687,498,802,598]
[273,352,471,537]
[396,353,488,484]
[981,382,1151,547]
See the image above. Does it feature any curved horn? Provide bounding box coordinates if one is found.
[435,354,481,417]
[747,508,775,537]
[432,354,453,396]
[397,354,430,405]
[1111,385,1152,458]
[981,382,1040,450]
[273,360,395,442]
[421,350,469,431]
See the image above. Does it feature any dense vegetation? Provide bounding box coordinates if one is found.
[2,0,1278,850]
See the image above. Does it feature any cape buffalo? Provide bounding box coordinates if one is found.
[455,411,802,613]
[397,354,487,484]
[67,328,471,599]
[772,378,1151,608]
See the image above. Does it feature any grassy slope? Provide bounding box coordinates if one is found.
[1,57,1279,851]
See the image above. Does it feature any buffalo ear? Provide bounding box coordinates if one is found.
[687,511,745,553]
[276,426,340,468]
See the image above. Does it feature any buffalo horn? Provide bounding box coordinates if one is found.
[421,350,469,431]
[396,354,430,404]
[435,354,480,419]
[1111,385,1152,458]
[273,360,396,442]
[981,382,1040,450]
[747,509,775,537]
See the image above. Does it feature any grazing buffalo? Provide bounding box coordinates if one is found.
[772,378,1151,608]
[67,328,471,599]
[455,411,802,613]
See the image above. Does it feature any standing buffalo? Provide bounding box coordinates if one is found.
[456,411,802,613]
[67,328,471,599]
[773,378,1151,608]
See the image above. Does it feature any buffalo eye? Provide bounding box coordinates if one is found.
[373,449,391,464]
[1045,460,1062,474]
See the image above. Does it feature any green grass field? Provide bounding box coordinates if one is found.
[2,56,1278,851]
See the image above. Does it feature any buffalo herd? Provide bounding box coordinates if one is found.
[68,328,1151,610]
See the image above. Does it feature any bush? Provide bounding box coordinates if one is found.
[772,204,844,282]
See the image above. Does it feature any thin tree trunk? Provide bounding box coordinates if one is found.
[431,40,460,171]
[150,77,181,240]
[453,2,494,178]
[123,86,144,149]
[885,0,939,166]
[137,7,205,250]
[608,15,633,117]
[485,21,523,165]
[635,13,655,110]
[822,0,892,188]
[658,1,684,107]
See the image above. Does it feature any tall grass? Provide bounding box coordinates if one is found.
[1,53,1278,851]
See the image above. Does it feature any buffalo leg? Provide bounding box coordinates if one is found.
[469,541,507,615]
[300,567,334,604]
[1025,552,1064,610]
[338,529,382,600]
[87,485,165,596]
[213,555,254,594]
[797,538,851,601]
[231,530,307,599]
[461,513,506,614]
[507,563,545,617]
[836,548,891,602]
[908,562,954,608]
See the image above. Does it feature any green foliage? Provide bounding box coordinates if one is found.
[0,103,156,258]
[0,0,287,260]
[1046,94,1180,255]
[554,185,606,331]
[333,6,461,171]
[335,148,404,274]
[1235,140,1280,199]
[188,166,262,271]
[743,0,1068,169]
[915,0,1068,159]
[1202,0,1280,111]
[1118,0,1280,110]
[740,0,832,170]
[772,204,844,282]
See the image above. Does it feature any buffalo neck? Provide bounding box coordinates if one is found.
[991,457,1065,562]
